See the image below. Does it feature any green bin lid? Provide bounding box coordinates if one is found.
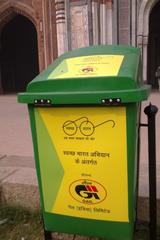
[18,45,150,105]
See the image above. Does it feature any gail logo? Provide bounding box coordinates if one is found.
[69,179,107,205]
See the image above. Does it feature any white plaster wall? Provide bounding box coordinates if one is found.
[57,20,68,56]
[70,5,89,50]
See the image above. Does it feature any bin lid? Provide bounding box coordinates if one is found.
[18,45,150,105]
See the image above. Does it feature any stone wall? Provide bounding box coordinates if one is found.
[0,0,58,73]
[55,0,114,56]
[0,0,138,93]
[117,0,131,45]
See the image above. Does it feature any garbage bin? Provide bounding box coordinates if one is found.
[18,45,150,240]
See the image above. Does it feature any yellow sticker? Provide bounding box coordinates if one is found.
[48,55,124,79]
[38,107,129,222]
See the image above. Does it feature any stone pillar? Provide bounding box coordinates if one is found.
[131,0,137,46]
[106,0,113,44]
[70,2,89,50]
[137,35,148,82]
[118,0,131,45]
[99,0,113,45]
[92,0,113,45]
[100,0,107,44]
[55,0,68,56]
[112,0,118,44]
[49,0,58,62]
[137,35,143,55]
[92,0,100,45]
[142,36,148,82]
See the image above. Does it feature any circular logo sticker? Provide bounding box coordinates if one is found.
[79,66,97,74]
[69,179,107,205]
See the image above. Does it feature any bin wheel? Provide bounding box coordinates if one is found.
[44,230,53,240]
[42,215,53,240]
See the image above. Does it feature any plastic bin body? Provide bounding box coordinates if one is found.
[18,45,150,240]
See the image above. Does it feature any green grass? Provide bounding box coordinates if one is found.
[0,204,159,240]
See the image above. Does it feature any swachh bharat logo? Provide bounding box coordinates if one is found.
[69,179,107,205]
[63,117,115,137]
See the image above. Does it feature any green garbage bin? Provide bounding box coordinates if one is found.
[18,45,150,240]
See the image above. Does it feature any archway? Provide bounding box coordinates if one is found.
[147,1,160,88]
[137,0,160,87]
[0,14,39,93]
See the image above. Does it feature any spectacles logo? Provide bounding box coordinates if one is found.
[63,117,115,136]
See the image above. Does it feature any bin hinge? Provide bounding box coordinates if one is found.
[101,98,121,105]
[34,99,52,107]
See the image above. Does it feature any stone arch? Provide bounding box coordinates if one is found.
[137,0,159,83]
[0,1,37,30]
[0,2,40,93]
[0,1,46,72]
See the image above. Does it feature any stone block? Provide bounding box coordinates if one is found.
[0,167,18,182]
[0,155,35,168]
[1,182,40,210]
[0,154,6,160]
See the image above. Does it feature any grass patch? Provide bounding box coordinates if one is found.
[0,204,43,240]
[0,204,159,240]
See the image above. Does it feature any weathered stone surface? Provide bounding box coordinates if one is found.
[118,0,131,44]
[71,4,89,50]
[137,197,160,223]
[51,233,99,240]
[2,168,38,186]
[52,233,74,240]
[74,236,90,240]
[0,154,6,160]
[1,182,39,210]
[0,155,35,168]
[0,165,39,210]
[0,167,18,182]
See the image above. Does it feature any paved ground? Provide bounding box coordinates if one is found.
[0,94,33,156]
[0,92,159,224]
